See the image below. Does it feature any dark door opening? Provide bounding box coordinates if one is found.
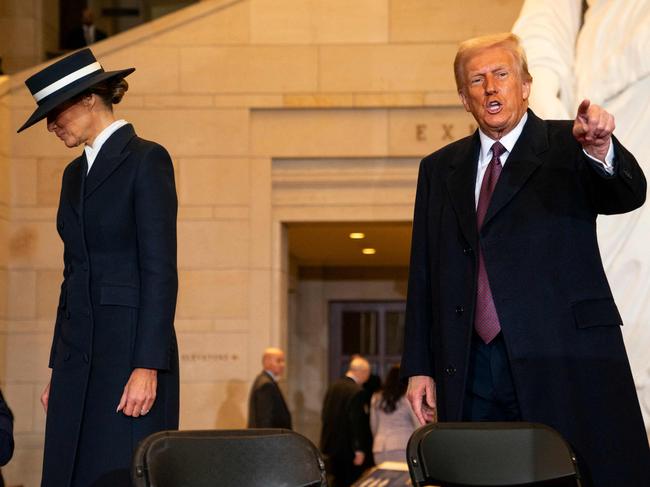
[328,301,406,382]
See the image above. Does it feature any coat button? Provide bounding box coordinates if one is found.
[463,247,472,256]
[455,305,464,316]
[444,366,457,377]
[83,353,89,363]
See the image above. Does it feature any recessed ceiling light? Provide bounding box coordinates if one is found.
[349,232,365,240]
[362,248,376,255]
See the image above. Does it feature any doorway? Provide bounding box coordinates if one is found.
[328,300,405,381]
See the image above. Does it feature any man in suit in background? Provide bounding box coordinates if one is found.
[247,348,292,429]
[401,32,649,486]
[320,356,371,487]
[67,8,107,50]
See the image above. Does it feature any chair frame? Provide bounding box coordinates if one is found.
[132,428,327,487]
[406,422,582,487]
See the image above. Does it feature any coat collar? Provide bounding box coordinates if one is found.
[446,109,549,248]
[84,123,135,198]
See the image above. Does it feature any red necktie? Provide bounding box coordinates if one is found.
[474,142,505,344]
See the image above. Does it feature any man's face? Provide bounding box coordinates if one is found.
[459,47,531,140]
[267,352,286,377]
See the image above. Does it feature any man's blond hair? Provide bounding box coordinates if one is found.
[454,32,532,94]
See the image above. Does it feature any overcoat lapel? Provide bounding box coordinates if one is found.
[85,124,135,199]
[446,133,480,250]
[65,155,85,218]
[482,111,548,229]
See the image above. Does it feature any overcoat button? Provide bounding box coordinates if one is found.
[455,305,464,316]
[82,354,89,363]
[445,366,456,376]
[463,247,472,256]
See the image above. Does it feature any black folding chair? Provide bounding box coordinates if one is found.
[407,422,582,486]
[132,428,327,487]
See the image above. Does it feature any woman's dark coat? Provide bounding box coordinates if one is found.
[402,111,650,486]
[41,124,179,487]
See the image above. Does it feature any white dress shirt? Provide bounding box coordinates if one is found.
[475,112,614,207]
[84,119,128,173]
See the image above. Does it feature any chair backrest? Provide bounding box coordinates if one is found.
[406,422,581,486]
[132,428,327,487]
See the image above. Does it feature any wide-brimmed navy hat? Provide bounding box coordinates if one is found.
[18,48,135,133]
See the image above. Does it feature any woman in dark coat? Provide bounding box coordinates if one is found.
[18,48,179,487]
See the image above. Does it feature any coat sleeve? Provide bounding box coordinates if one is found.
[582,135,646,215]
[49,168,72,369]
[132,143,178,370]
[251,382,276,428]
[401,158,436,380]
[0,390,14,466]
[347,390,367,452]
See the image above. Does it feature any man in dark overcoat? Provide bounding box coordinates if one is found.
[320,357,371,487]
[401,32,650,486]
[248,347,292,429]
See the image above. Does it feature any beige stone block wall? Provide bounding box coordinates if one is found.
[250,0,389,44]
[0,0,525,484]
[390,0,524,42]
[0,0,57,74]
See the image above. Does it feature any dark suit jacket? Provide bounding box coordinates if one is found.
[66,25,107,49]
[320,377,367,460]
[402,111,649,486]
[42,124,179,487]
[247,371,292,429]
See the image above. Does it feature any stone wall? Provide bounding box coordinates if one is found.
[0,0,58,74]
[0,0,524,484]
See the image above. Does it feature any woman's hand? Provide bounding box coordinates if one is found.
[117,368,157,417]
[41,380,51,413]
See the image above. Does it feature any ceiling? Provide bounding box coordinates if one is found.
[287,221,412,267]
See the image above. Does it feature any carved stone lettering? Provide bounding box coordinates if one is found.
[416,123,427,141]
[442,123,454,140]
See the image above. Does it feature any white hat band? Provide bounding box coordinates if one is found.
[33,62,103,102]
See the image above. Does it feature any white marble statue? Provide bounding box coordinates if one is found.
[513,0,650,432]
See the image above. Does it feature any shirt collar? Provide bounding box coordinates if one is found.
[478,111,528,168]
[84,119,128,172]
[264,369,277,381]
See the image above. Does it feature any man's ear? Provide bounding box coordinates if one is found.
[522,79,531,101]
[459,90,471,112]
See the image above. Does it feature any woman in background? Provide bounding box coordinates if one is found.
[370,364,419,464]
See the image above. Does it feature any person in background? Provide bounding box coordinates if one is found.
[247,347,292,429]
[67,8,107,49]
[359,361,381,470]
[18,48,179,487]
[0,389,14,487]
[320,356,371,487]
[370,365,418,464]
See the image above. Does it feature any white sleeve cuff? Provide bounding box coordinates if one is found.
[583,142,615,175]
